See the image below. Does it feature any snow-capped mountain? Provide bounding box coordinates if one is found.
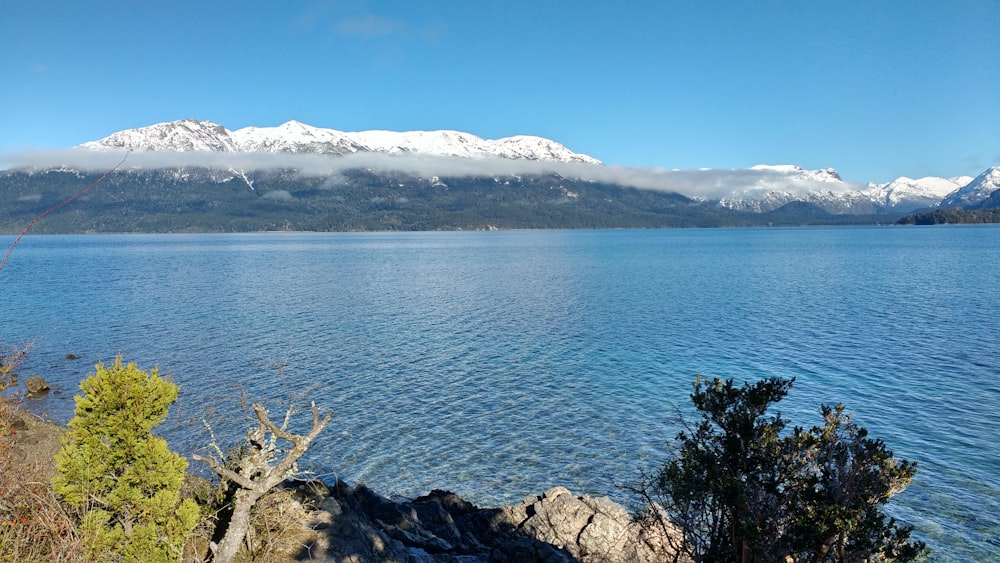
[714,165,871,213]
[713,165,978,214]
[864,175,973,211]
[62,120,998,215]
[938,167,1000,208]
[79,119,601,164]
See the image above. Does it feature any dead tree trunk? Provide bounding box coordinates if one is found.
[193,401,332,563]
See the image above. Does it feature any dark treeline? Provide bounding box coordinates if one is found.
[896,207,1000,225]
[1,169,902,233]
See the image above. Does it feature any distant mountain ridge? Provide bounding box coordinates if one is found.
[80,119,602,164]
[867,175,974,208]
[712,165,973,214]
[46,119,1000,217]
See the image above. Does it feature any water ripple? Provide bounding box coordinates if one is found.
[2,227,998,562]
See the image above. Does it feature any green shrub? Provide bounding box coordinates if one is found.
[53,355,199,562]
[645,376,927,563]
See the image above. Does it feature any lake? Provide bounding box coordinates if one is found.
[1,227,997,561]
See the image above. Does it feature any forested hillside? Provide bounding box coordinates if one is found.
[0,169,900,233]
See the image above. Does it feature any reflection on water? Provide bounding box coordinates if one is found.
[2,227,998,562]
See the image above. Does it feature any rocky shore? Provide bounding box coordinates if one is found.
[280,479,676,562]
[4,404,678,562]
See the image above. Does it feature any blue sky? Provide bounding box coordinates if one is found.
[1,0,997,183]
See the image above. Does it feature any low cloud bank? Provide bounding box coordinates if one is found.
[2,149,863,200]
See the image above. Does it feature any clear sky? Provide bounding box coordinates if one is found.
[1,0,997,183]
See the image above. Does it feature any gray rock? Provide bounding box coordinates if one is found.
[24,375,50,396]
[520,488,592,557]
[320,496,343,517]
[412,494,464,547]
[579,511,628,561]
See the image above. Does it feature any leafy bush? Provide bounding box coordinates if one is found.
[53,355,199,562]
[643,376,927,562]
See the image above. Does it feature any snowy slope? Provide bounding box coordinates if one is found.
[716,165,978,214]
[349,129,509,159]
[718,190,877,214]
[715,164,867,213]
[864,175,972,210]
[229,120,368,155]
[939,167,1000,208]
[80,119,239,152]
[749,164,843,183]
[491,135,599,163]
[80,119,601,164]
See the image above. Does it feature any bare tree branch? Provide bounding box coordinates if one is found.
[190,454,254,490]
[194,399,333,563]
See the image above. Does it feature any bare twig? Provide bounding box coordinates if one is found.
[0,151,129,272]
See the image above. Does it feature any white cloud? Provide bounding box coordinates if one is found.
[1,148,863,201]
[261,189,294,201]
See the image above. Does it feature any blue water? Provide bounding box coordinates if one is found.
[1,227,997,561]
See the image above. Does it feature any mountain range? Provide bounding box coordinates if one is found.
[73,119,997,214]
[1,119,997,232]
[79,119,602,164]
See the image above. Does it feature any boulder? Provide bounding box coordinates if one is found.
[24,375,50,396]
[518,487,592,557]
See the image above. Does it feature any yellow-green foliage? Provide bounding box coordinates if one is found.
[53,355,199,562]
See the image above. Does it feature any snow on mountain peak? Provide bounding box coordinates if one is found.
[79,119,238,152]
[711,165,860,213]
[493,135,600,163]
[750,164,842,182]
[349,129,495,158]
[939,166,1000,208]
[78,119,601,164]
[230,121,368,155]
[865,175,971,208]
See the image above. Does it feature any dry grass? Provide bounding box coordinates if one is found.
[0,405,86,561]
[188,481,316,563]
[0,344,83,560]
[239,487,315,562]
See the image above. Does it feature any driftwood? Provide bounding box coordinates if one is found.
[193,401,331,563]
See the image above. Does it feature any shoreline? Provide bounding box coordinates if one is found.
[1,402,675,561]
